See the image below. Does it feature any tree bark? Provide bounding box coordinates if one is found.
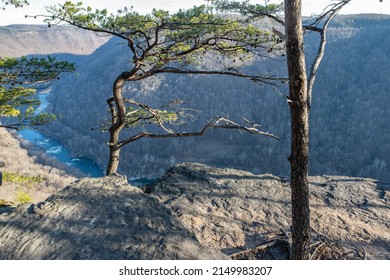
[106,76,127,175]
[106,139,121,176]
[284,0,311,260]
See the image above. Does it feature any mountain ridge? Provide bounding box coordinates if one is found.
[0,24,109,57]
[1,15,389,181]
[32,14,390,181]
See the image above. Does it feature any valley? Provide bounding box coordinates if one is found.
[12,14,389,181]
[0,6,389,263]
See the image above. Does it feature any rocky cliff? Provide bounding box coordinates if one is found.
[150,163,390,259]
[0,174,227,260]
[0,163,389,260]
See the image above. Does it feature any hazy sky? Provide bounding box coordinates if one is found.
[0,0,389,26]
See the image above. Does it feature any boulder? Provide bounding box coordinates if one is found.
[0,175,228,260]
[1,162,388,260]
[150,163,390,259]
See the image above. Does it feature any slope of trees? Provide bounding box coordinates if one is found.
[37,2,285,175]
[24,14,389,180]
[0,25,109,57]
[0,127,76,204]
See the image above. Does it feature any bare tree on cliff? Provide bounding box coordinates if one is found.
[211,0,354,259]
[35,3,285,175]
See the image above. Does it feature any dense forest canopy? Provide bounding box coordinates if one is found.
[1,14,389,181]
[38,1,287,175]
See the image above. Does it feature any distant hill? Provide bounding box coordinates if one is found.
[2,15,390,181]
[0,24,109,57]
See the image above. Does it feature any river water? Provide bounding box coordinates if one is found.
[18,129,104,177]
[17,93,157,186]
[18,93,104,177]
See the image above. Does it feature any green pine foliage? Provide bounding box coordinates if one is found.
[15,190,32,204]
[0,0,29,9]
[40,1,285,174]
[0,56,75,128]
[43,2,279,70]
[3,171,47,186]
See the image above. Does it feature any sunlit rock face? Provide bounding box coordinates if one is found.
[150,163,390,259]
[0,174,228,260]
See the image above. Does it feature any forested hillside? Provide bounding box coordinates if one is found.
[0,24,109,57]
[22,15,390,181]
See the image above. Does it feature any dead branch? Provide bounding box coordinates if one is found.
[309,240,327,260]
[230,239,277,259]
[155,67,287,86]
[309,227,366,260]
[123,98,174,133]
[305,0,351,108]
[114,116,279,149]
[304,1,350,31]
[210,1,350,108]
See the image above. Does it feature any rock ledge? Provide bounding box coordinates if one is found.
[0,174,227,260]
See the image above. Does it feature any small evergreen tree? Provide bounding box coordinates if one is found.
[0,56,75,129]
[40,2,284,175]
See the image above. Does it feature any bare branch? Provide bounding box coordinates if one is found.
[115,116,279,149]
[209,0,285,26]
[154,67,287,86]
[306,0,350,108]
[123,98,174,133]
[304,1,350,31]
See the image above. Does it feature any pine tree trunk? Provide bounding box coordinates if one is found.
[284,0,311,260]
[106,135,121,175]
[106,77,126,175]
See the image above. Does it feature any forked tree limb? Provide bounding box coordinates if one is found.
[211,0,350,108]
[306,0,351,108]
[114,116,279,149]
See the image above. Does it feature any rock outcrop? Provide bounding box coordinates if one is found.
[0,162,389,260]
[150,163,390,259]
[0,175,228,260]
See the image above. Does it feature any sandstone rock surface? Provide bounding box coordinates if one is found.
[151,163,390,259]
[1,162,389,260]
[0,175,228,260]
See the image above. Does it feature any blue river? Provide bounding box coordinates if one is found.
[17,93,104,177]
[18,129,104,177]
[17,93,154,185]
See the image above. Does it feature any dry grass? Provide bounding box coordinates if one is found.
[0,128,77,203]
[230,229,367,260]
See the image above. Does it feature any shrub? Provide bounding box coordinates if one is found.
[3,172,46,186]
[15,190,32,204]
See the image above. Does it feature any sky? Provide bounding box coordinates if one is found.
[0,0,389,26]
